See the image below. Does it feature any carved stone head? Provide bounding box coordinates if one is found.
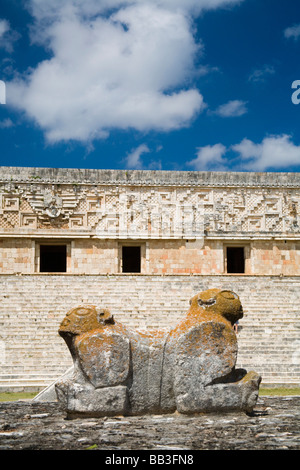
[59,305,114,339]
[189,288,243,325]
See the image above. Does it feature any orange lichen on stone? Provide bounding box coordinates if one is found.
[59,305,114,337]
[56,288,261,417]
[170,289,242,341]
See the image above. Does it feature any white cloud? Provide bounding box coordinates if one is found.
[0,118,14,129]
[125,144,150,169]
[214,99,247,117]
[248,64,275,83]
[284,23,300,41]
[124,143,163,169]
[232,135,300,170]
[8,0,242,144]
[27,0,243,21]
[0,18,19,52]
[0,19,9,37]
[187,135,300,172]
[187,143,227,170]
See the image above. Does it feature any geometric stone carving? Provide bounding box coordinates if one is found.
[2,196,19,211]
[69,216,85,228]
[0,169,300,238]
[56,289,261,418]
[20,214,37,229]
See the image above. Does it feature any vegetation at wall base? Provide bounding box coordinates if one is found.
[0,388,299,402]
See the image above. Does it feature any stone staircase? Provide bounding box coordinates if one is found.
[0,274,299,391]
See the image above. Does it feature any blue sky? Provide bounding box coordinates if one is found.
[1,0,300,172]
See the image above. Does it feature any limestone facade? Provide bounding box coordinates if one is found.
[0,274,299,390]
[0,167,300,390]
[0,167,300,276]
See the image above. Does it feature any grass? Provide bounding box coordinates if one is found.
[258,388,300,396]
[0,388,299,402]
[0,392,38,402]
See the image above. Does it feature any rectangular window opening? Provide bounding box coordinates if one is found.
[226,247,245,274]
[40,245,67,273]
[122,246,141,273]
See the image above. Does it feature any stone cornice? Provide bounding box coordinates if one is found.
[0,166,300,188]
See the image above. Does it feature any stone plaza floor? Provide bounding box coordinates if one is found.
[0,396,299,452]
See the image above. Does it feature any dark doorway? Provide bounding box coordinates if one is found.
[122,246,141,273]
[226,247,245,273]
[40,245,67,272]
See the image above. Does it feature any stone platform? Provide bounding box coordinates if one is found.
[1,274,300,390]
[0,396,299,451]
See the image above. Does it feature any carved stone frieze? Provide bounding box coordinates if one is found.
[0,169,300,238]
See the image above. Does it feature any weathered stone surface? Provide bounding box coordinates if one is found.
[0,396,299,450]
[56,288,261,418]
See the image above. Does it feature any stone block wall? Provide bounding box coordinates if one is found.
[147,240,223,274]
[70,239,118,274]
[0,274,299,391]
[1,238,300,275]
[0,239,33,273]
[250,241,300,275]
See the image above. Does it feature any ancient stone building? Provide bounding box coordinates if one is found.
[0,166,299,391]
